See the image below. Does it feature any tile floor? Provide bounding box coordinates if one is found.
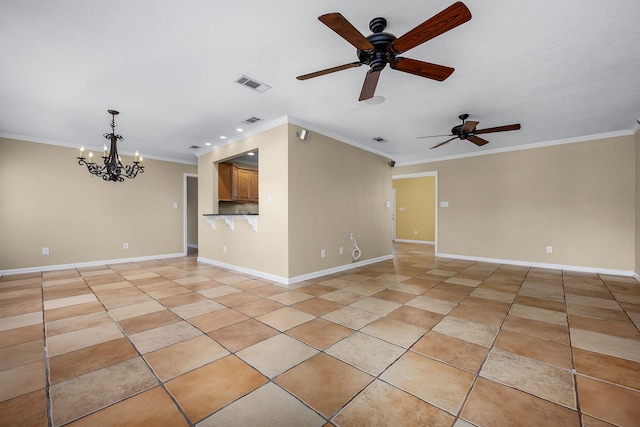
[1,243,640,426]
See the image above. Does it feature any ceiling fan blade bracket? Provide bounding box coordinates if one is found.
[391,1,472,54]
[319,13,374,51]
[473,124,522,134]
[390,58,454,81]
[467,135,490,146]
[430,137,457,149]
[359,69,381,101]
[296,62,363,80]
[461,120,479,133]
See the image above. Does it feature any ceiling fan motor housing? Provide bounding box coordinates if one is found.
[357,17,397,71]
[451,124,467,139]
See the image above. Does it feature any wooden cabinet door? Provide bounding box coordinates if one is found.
[236,167,252,202]
[250,170,259,202]
[218,162,233,201]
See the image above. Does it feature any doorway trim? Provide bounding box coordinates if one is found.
[391,171,438,253]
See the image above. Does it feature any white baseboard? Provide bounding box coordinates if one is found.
[634,272,640,282]
[436,252,635,278]
[394,239,435,245]
[187,243,198,249]
[197,254,394,286]
[0,253,186,276]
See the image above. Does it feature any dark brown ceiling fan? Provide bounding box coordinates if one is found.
[296,2,472,101]
[420,114,521,149]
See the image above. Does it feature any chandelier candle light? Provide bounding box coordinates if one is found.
[77,110,144,182]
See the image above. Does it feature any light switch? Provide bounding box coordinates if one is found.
[440,201,449,208]
[399,207,405,211]
[173,202,178,209]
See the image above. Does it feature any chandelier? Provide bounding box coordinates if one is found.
[77,110,144,182]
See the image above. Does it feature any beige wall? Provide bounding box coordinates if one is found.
[198,125,290,278]
[392,176,436,241]
[197,122,392,281]
[287,124,393,277]
[394,135,635,271]
[636,128,640,276]
[0,138,197,271]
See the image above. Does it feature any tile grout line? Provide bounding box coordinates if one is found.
[106,267,198,427]
[41,271,54,427]
[451,262,530,425]
[563,269,584,426]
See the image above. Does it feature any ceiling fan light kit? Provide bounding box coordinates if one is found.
[297,2,472,101]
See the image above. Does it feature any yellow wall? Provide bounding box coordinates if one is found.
[0,138,197,271]
[392,176,436,242]
[197,122,392,281]
[394,135,635,272]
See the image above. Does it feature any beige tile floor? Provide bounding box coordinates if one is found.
[1,243,640,426]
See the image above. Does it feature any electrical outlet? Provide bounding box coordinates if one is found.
[42,247,49,255]
[223,245,227,253]
[123,242,129,249]
[339,246,344,255]
[173,202,178,209]
[321,249,326,258]
[546,246,553,254]
[414,230,418,235]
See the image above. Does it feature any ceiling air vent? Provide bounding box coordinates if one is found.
[372,137,388,143]
[188,145,201,149]
[243,116,262,124]
[235,75,271,93]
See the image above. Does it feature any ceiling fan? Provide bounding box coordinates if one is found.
[420,114,521,149]
[296,2,472,101]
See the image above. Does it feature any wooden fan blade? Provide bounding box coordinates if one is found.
[390,58,454,81]
[430,137,457,149]
[417,133,454,139]
[474,124,521,134]
[297,62,363,80]
[359,70,381,101]
[467,135,490,146]
[319,13,374,51]
[461,120,479,133]
[391,2,472,54]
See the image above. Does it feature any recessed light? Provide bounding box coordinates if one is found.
[236,128,243,132]
[248,152,255,156]
[205,142,212,146]
[220,136,227,139]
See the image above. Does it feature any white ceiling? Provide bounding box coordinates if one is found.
[1,0,639,166]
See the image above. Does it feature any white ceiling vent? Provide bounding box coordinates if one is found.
[243,116,262,124]
[235,75,271,93]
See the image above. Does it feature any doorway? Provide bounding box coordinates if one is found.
[391,171,438,252]
[185,174,198,255]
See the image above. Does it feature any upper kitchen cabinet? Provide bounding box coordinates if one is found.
[218,159,258,204]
